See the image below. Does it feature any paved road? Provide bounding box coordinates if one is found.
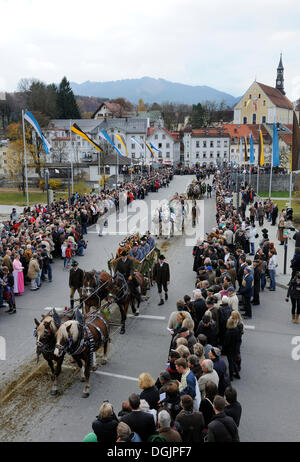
[1,175,300,442]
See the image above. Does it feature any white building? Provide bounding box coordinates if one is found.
[146,127,181,166]
[183,128,230,167]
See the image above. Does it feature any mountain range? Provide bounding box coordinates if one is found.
[70,77,239,107]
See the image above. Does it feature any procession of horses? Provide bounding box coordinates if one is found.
[33,181,207,398]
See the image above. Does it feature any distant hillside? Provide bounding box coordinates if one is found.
[71,77,239,107]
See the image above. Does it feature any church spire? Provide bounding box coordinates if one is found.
[276,53,285,95]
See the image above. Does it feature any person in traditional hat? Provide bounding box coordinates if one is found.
[115,250,141,308]
[153,254,170,306]
[69,260,84,310]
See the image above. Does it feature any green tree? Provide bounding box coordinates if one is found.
[57,77,81,119]
[190,103,205,128]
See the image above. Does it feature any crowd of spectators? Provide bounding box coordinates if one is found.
[0,168,174,313]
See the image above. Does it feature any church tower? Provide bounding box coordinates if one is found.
[276,53,285,95]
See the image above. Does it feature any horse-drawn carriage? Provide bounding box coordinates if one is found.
[107,246,160,290]
[186,180,203,200]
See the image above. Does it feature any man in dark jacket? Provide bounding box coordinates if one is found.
[224,386,242,427]
[252,260,261,305]
[218,296,233,346]
[153,254,170,305]
[121,394,156,442]
[175,394,205,442]
[207,395,239,442]
[69,260,84,309]
[239,267,253,319]
[196,315,218,346]
[115,250,141,306]
[209,348,231,396]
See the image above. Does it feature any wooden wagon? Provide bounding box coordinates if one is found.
[107,247,161,290]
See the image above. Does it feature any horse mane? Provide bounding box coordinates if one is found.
[37,315,57,337]
[56,321,79,344]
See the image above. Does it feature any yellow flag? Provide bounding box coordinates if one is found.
[71,123,103,152]
[259,130,264,166]
[146,143,154,157]
[115,134,128,156]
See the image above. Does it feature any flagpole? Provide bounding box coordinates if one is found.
[22,110,29,207]
[69,119,74,194]
[289,170,292,208]
[268,153,273,199]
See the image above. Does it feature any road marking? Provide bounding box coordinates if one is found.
[127,314,166,320]
[244,325,255,330]
[94,371,138,382]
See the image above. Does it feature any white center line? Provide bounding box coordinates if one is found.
[127,314,166,320]
[94,371,138,381]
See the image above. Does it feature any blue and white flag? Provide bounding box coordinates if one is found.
[99,129,124,157]
[131,136,144,158]
[24,110,51,154]
[250,133,255,164]
[272,123,280,167]
[149,141,161,152]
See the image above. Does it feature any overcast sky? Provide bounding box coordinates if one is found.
[1,0,300,100]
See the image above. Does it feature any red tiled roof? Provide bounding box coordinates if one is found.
[257,82,294,110]
[191,128,230,138]
[52,137,75,141]
[222,124,251,138]
[147,127,180,142]
[279,133,292,146]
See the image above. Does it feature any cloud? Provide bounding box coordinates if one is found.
[1,0,300,100]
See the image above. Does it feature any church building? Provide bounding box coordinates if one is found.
[233,55,297,125]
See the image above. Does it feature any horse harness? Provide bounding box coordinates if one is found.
[59,313,110,367]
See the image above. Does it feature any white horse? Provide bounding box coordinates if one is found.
[161,203,171,239]
[151,208,160,238]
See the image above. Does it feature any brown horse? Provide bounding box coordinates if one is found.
[82,270,110,314]
[34,309,73,395]
[98,270,145,334]
[54,309,110,398]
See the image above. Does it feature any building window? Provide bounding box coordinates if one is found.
[166,143,170,148]
[231,148,234,153]
[158,143,162,148]
[243,117,247,124]
[217,141,220,146]
[132,153,135,158]
[263,100,266,106]
[262,116,266,123]
[187,153,189,158]
[131,144,135,149]
[217,152,220,158]
[210,141,214,147]
[155,135,158,140]
[203,141,207,148]
[140,136,144,140]
[162,134,166,139]
[210,152,214,158]
[203,153,206,158]
[224,141,228,147]
[166,152,170,158]
[141,143,144,149]
[224,152,227,157]
[258,94,261,98]
[252,114,256,124]
[196,152,199,158]
[196,141,200,148]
